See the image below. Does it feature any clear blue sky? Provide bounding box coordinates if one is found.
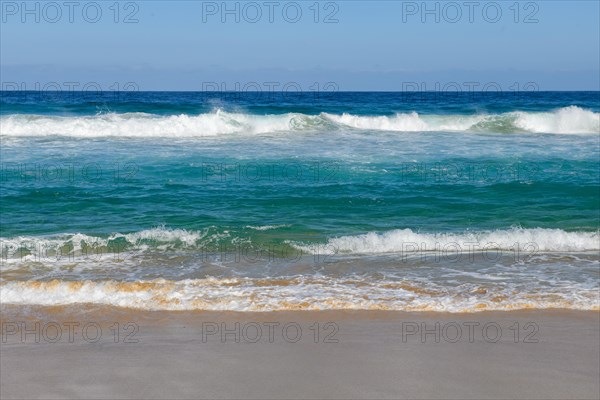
[1,1,599,90]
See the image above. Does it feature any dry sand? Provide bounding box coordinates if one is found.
[1,307,599,399]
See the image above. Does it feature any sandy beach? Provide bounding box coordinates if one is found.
[1,307,598,399]
[2,1,599,399]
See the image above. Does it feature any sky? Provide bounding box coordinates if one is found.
[1,0,599,91]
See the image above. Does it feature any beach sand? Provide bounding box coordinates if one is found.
[1,307,598,399]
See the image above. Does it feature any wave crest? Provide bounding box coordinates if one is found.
[290,228,600,255]
[0,110,328,137]
[1,107,597,136]
[323,106,599,134]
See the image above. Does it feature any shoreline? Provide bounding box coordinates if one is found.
[2,307,599,399]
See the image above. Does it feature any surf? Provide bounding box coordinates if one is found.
[1,106,598,136]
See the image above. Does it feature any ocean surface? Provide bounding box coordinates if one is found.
[1,91,599,312]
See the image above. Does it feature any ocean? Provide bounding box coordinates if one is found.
[1,91,599,312]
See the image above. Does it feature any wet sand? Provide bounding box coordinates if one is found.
[1,307,599,399]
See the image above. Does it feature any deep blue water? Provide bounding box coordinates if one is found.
[1,91,599,116]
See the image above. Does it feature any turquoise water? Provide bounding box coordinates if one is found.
[1,92,599,311]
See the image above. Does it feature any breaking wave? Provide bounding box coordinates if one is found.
[2,227,597,265]
[1,107,597,136]
[290,228,600,255]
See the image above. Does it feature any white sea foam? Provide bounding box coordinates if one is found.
[322,112,481,131]
[3,227,597,270]
[323,106,600,134]
[2,228,598,311]
[0,276,597,312]
[245,224,291,231]
[0,226,213,263]
[513,106,600,134]
[290,228,600,255]
[0,110,325,137]
[1,107,597,136]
